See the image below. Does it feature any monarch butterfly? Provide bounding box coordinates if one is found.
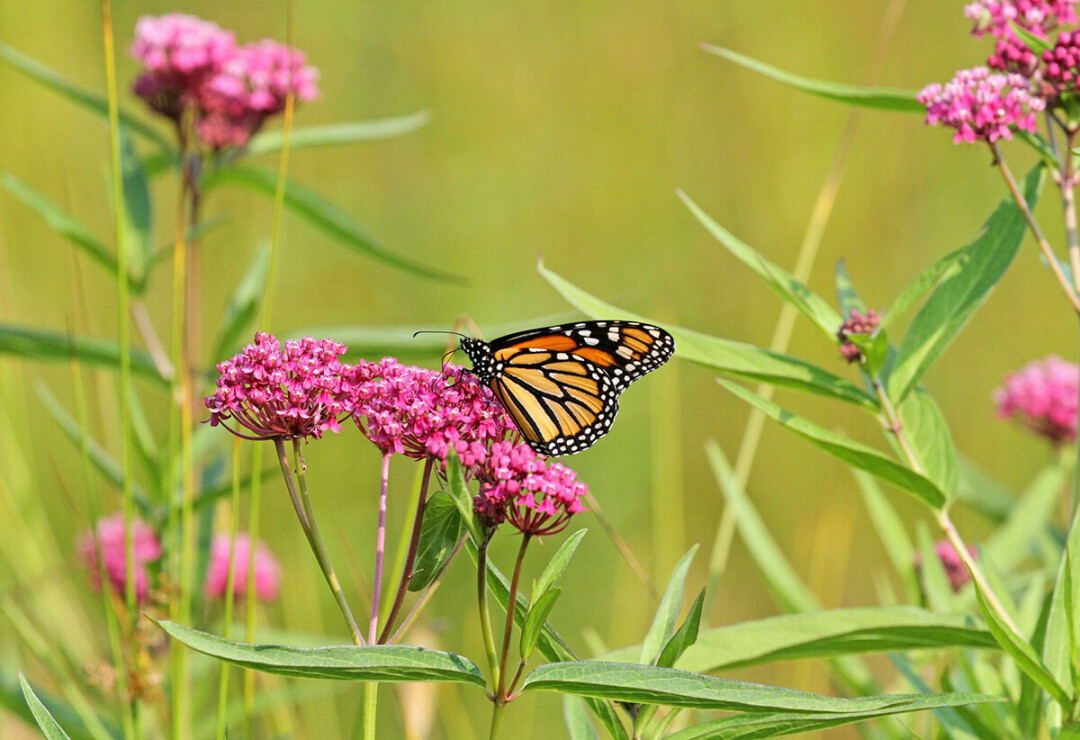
[459,320,676,456]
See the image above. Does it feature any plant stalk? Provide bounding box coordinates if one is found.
[370,452,391,644]
[379,457,434,643]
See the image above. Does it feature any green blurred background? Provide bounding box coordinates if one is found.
[0,0,1070,737]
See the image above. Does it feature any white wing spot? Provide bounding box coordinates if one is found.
[583,337,600,346]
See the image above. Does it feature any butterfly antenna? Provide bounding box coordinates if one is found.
[412,330,469,340]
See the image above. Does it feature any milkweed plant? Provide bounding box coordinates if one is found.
[7,3,1080,740]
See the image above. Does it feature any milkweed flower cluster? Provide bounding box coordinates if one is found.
[131,13,318,149]
[472,441,588,537]
[204,533,281,602]
[352,360,515,463]
[836,308,881,363]
[205,333,362,440]
[994,355,1080,443]
[76,514,163,604]
[917,68,1043,144]
[915,540,976,592]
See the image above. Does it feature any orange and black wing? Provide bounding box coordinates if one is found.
[486,321,675,455]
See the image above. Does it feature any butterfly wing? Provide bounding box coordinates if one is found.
[485,321,674,455]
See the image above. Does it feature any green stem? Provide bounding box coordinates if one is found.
[242,443,263,738]
[215,438,243,740]
[476,539,500,693]
[360,683,378,740]
[370,452,391,644]
[497,535,531,699]
[991,141,1080,313]
[280,437,364,644]
[378,458,434,643]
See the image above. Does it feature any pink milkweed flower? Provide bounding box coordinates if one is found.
[918,67,1044,144]
[995,355,1079,444]
[205,332,363,441]
[915,540,976,592]
[204,533,281,602]
[352,359,515,465]
[197,39,319,149]
[836,309,881,364]
[967,1,1077,75]
[472,441,588,537]
[131,14,236,120]
[76,514,163,603]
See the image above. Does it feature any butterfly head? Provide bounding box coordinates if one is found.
[459,337,496,384]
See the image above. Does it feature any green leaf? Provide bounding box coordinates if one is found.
[678,189,842,337]
[640,545,699,665]
[881,245,966,330]
[409,492,466,592]
[0,324,165,384]
[656,589,705,669]
[972,577,1070,709]
[18,674,72,740]
[246,112,431,155]
[0,673,110,740]
[1045,506,1080,729]
[466,539,629,739]
[1018,589,1053,738]
[539,262,878,410]
[834,259,867,317]
[211,244,270,361]
[701,46,923,113]
[853,471,921,604]
[521,588,562,661]
[0,43,175,156]
[155,620,486,685]
[118,127,152,287]
[663,693,1003,740]
[984,460,1068,575]
[886,166,1045,402]
[523,661,997,713]
[1,174,127,285]
[897,388,958,500]
[532,528,587,603]
[563,695,602,740]
[716,378,946,509]
[202,165,465,284]
[1010,22,1053,54]
[601,606,995,671]
[446,451,484,545]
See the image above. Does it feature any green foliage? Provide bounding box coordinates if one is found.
[18,674,73,740]
[898,388,959,500]
[640,545,698,665]
[521,588,563,662]
[656,589,705,670]
[246,112,432,155]
[531,529,588,604]
[211,244,270,361]
[701,46,923,112]
[156,621,487,685]
[409,492,466,592]
[0,324,164,382]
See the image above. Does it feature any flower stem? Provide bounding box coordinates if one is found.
[274,437,364,644]
[476,539,501,692]
[378,458,434,643]
[215,438,243,740]
[242,442,263,736]
[991,140,1080,313]
[370,452,391,644]
[497,535,530,700]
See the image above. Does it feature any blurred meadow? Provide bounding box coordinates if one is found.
[0,0,1069,737]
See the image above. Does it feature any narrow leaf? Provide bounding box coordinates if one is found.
[0,324,164,383]
[1,174,123,283]
[118,126,152,286]
[155,620,486,685]
[897,388,958,500]
[563,695,602,740]
[664,693,1003,740]
[1045,506,1080,729]
[834,259,867,317]
[882,245,965,330]
[887,166,1045,402]
[656,589,705,669]
[640,545,699,665]
[18,674,72,740]
[0,42,174,155]
[540,262,878,410]
[202,165,465,284]
[601,606,995,671]
[716,378,946,509]
[409,492,466,592]
[984,460,1068,575]
[853,471,920,604]
[246,112,431,155]
[521,588,562,661]
[532,528,587,603]
[701,46,923,112]
[211,244,270,361]
[522,661,996,713]
[678,189,842,337]
[446,451,484,545]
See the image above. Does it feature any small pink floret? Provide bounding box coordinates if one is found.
[76,514,162,603]
[995,355,1079,443]
[204,533,281,602]
[917,67,1044,145]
